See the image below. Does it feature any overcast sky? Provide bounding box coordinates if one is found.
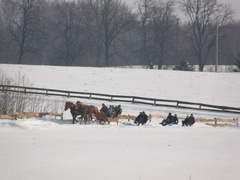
[123,0,240,21]
[219,0,240,20]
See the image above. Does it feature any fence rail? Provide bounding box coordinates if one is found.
[1,84,240,114]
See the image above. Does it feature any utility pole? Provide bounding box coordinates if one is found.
[215,23,219,72]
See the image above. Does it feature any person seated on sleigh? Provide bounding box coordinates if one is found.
[160,112,173,126]
[134,111,148,126]
[182,114,195,126]
[100,103,109,114]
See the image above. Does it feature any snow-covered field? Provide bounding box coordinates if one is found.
[0,64,240,180]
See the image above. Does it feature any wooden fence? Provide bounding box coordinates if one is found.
[1,84,240,114]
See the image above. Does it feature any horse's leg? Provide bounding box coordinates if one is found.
[79,114,84,125]
[89,114,93,124]
[80,116,82,125]
[83,114,87,125]
[86,115,89,124]
[79,117,81,125]
[93,112,97,124]
[72,114,76,124]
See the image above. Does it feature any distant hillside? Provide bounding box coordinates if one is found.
[1,64,239,107]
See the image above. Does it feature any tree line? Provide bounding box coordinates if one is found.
[0,0,239,71]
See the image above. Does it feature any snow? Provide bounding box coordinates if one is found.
[0,64,240,180]
[1,64,240,107]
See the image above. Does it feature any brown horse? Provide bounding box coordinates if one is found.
[64,101,82,124]
[96,112,109,124]
[75,101,100,124]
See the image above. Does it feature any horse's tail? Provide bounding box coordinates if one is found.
[94,107,100,120]
[95,111,99,120]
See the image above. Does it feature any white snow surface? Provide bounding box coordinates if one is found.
[0,64,240,180]
[1,64,240,107]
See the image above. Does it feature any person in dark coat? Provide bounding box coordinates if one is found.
[134,111,148,126]
[189,114,195,126]
[182,115,189,126]
[100,103,108,114]
[160,113,173,126]
[114,105,122,116]
[141,111,148,125]
[106,105,115,117]
[134,112,143,126]
[182,114,195,126]
[172,114,179,124]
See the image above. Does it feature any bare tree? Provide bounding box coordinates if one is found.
[0,0,19,63]
[136,0,177,69]
[151,0,177,69]
[0,0,239,67]
[81,0,104,66]
[0,69,35,114]
[101,0,133,67]
[82,0,133,67]
[137,0,156,69]
[51,1,89,66]
[10,0,46,64]
[180,0,233,71]
[217,21,240,66]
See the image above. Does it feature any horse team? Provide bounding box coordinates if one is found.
[64,101,122,124]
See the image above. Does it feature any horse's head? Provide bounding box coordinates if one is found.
[76,101,85,110]
[64,101,74,111]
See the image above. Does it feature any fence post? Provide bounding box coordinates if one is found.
[176,101,179,108]
[153,100,156,106]
[132,97,135,103]
[149,114,152,122]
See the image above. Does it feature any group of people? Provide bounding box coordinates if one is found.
[134,111,148,126]
[100,103,195,127]
[160,113,179,126]
[100,103,122,118]
[160,113,195,126]
[182,114,195,126]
